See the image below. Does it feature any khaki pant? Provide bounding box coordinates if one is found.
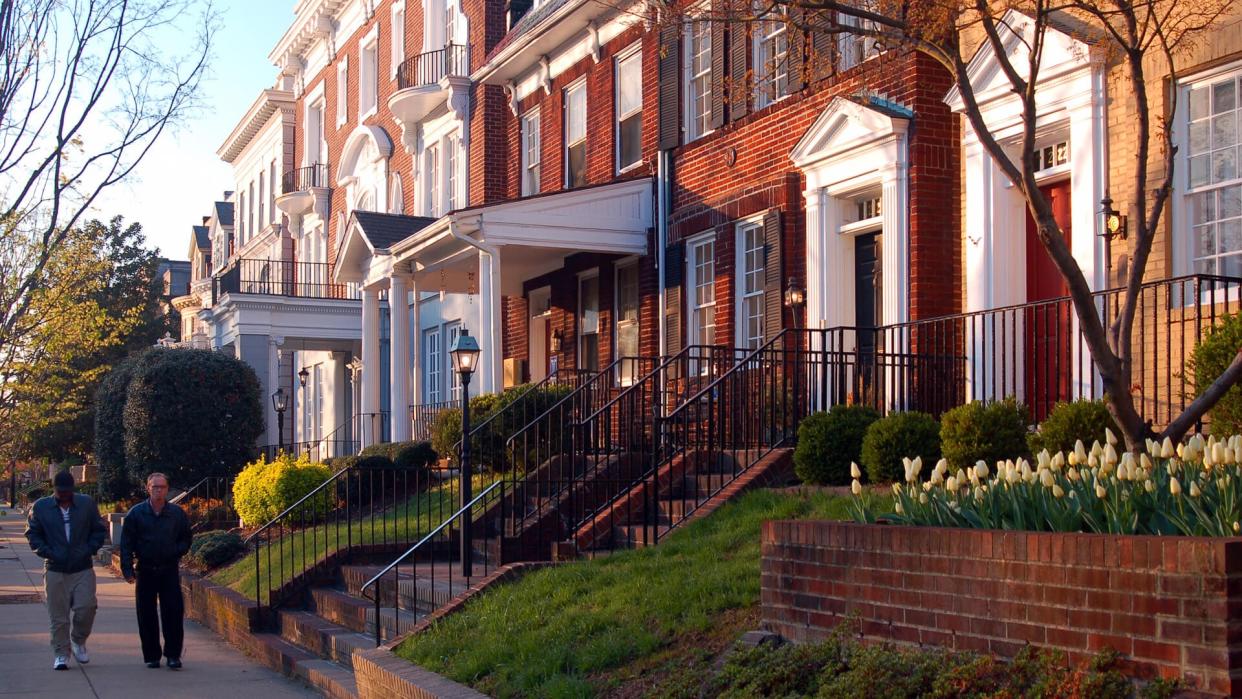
[45,568,97,656]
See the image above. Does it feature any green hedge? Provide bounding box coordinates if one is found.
[431,384,575,472]
[190,530,246,569]
[1027,400,1119,455]
[794,406,880,485]
[940,399,1029,470]
[1191,312,1242,438]
[232,452,331,527]
[861,412,942,483]
[93,352,144,501]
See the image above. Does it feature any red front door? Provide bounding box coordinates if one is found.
[1024,181,1073,422]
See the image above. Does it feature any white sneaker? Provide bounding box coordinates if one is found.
[53,655,68,670]
[71,642,89,663]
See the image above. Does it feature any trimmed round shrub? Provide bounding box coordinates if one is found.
[231,452,332,527]
[392,441,437,472]
[190,530,245,569]
[123,348,263,487]
[794,405,881,485]
[354,454,395,470]
[1190,312,1242,438]
[93,352,145,501]
[940,399,1030,470]
[861,412,942,483]
[430,393,506,468]
[1028,400,1119,455]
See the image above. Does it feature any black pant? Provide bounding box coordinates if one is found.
[135,565,184,663]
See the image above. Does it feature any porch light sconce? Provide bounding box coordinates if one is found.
[1100,196,1128,241]
[550,329,564,354]
[298,366,310,388]
[784,277,806,309]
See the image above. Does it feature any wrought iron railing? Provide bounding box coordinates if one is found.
[396,44,470,90]
[281,163,330,194]
[359,480,504,646]
[411,401,453,443]
[213,259,360,301]
[170,476,238,532]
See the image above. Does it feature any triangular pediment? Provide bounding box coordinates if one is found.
[333,217,379,284]
[944,10,1099,112]
[790,96,910,169]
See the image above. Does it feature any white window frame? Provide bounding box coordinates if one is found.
[735,219,766,348]
[269,160,277,224]
[447,133,459,211]
[686,232,716,349]
[838,11,880,71]
[563,78,587,188]
[257,171,266,233]
[336,58,349,127]
[615,43,643,173]
[613,257,641,385]
[425,142,441,217]
[390,173,405,214]
[683,17,712,142]
[753,7,789,110]
[305,84,326,167]
[359,28,380,119]
[391,3,406,78]
[446,322,463,402]
[521,108,542,196]
[577,269,601,372]
[424,326,443,404]
[313,363,325,441]
[1174,60,1242,280]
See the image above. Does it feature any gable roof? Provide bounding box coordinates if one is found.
[214,201,234,227]
[192,226,211,250]
[352,211,439,251]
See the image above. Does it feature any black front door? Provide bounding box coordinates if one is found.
[854,233,882,404]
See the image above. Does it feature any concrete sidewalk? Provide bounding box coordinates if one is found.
[0,507,320,698]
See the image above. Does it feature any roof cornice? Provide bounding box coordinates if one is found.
[268,0,350,71]
[217,89,297,163]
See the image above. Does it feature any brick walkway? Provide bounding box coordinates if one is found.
[0,508,321,698]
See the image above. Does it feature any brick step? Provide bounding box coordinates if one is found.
[308,586,421,642]
[277,609,374,670]
[665,473,733,499]
[612,524,671,547]
[340,565,469,613]
[247,632,359,699]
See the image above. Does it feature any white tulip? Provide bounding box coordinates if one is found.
[1105,427,1118,446]
[851,479,863,496]
[1051,452,1065,470]
[1040,469,1055,488]
[946,476,960,493]
[1161,437,1175,458]
[935,458,948,477]
[1103,443,1119,468]
[1052,484,1065,499]
[1190,481,1202,498]
[1170,477,1182,496]
[1095,482,1108,499]
[974,461,989,480]
[919,493,929,504]
[1144,479,1155,493]
[1067,467,1081,482]
[851,462,862,479]
[895,501,905,514]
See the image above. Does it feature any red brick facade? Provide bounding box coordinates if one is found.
[761,521,1242,696]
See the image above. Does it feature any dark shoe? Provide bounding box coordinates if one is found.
[167,658,181,670]
[146,661,160,669]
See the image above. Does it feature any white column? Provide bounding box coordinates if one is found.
[389,274,411,442]
[1069,79,1108,399]
[361,287,382,447]
[410,279,422,408]
[880,164,909,327]
[478,248,503,394]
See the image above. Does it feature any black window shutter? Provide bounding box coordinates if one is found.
[729,22,749,121]
[709,17,725,129]
[664,241,685,356]
[763,209,784,340]
[787,7,805,93]
[658,23,681,150]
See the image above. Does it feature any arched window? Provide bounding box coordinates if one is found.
[389,173,405,214]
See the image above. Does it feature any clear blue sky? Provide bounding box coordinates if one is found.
[92,1,294,260]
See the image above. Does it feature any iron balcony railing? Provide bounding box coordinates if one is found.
[396,44,470,90]
[213,259,360,301]
[281,163,330,194]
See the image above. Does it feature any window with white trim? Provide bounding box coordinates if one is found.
[1185,68,1242,276]
[269,160,277,223]
[684,18,712,142]
[424,326,442,404]
[390,173,405,213]
[578,272,600,372]
[391,4,406,77]
[425,142,440,217]
[838,10,879,70]
[313,363,325,441]
[736,221,765,348]
[521,108,541,196]
[687,235,716,347]
[336,58,349,126]
[360,35,379,116]
[446,322,463,401]
[615,260,640,385]
[445,0,460,46]
[616,46,642,172]
[306,99,326,166]
[257,172,266,232]
[564,80,587,188]
[447,134,459,211]
[754,7,788,109]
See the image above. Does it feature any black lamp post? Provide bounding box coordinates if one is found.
[449,329,481,578]
[272,388,289,453]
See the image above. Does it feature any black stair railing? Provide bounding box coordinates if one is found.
[410,400,454,443]
[359,480,504,646]
[170,476,238,532]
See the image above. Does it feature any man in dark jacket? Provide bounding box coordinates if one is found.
[24,470,108,670]
[119,472,192,669]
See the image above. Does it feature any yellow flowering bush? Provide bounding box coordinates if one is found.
[850,431,1242,536]
[232,452,333,527]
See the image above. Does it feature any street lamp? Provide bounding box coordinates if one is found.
[449,329,481,578]
[272,388,289,453]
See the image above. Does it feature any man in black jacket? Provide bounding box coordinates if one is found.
[119,472,192,669]
[24,470,108,670]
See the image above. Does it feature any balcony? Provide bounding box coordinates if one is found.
[276,163,330,217]
[389,44,471,124]
[212,258,360,303]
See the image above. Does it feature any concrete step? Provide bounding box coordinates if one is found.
[247,632,359,699]
[308,587,422,642]
[666,473,732,499]
[340,565,468,614]
[277,609,375,670]
[612,524,671,548]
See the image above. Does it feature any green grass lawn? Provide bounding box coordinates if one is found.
[211,474,497,599]
[395,488,886,698]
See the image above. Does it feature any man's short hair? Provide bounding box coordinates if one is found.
[146,472,169,487]
[53,470,74,492]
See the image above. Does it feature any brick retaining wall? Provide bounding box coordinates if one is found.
[760,521,1242,696]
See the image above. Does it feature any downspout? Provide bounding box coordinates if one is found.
[657,150,670,358]
[449,217,502,392]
